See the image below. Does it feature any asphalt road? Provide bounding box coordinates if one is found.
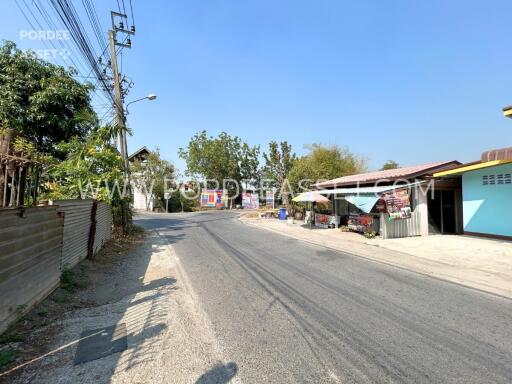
[136,211,512,384]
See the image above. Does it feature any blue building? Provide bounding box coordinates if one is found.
[435,148,512,240]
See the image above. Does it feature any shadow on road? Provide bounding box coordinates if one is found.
[0,231,179,383]
[195,362,238,384]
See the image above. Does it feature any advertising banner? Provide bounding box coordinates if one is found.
[200,189,228,209]
[314,213,339,228]
[265,190,274,209]
[382,189,411,221]
[242,192,259,209]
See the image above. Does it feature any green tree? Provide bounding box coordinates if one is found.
[380,160,399,170]
[45,126,123,200]
[166,189,199,213]
[240,142,261,189]
[0,41,95,156]
[287,144,367,192]
[262,141,296,205]
[44,125,127,223]
[178,131,259,195]
[130,148,176,210]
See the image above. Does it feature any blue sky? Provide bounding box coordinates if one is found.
[2,0,512,173]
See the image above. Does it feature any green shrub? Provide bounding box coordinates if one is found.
[60,268,88,293]
[0,350,15,369]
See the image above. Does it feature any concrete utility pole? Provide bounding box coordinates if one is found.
[108,30,126,165]
[108,11,134,170]
[108,11,135,230]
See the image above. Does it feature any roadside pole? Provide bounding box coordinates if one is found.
[164,192,170,213]
[108,11,135,232]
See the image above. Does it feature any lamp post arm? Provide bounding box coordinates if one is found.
[125,96,149,115]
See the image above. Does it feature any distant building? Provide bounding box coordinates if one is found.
[434,147,512,240]
[128,146,155,211]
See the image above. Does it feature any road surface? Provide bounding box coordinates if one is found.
[136,211,512,384]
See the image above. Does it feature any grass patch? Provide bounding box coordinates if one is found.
[51,292,70,304]
[60,268,89,293]
[125,224,145,236]
[0,350,15,369]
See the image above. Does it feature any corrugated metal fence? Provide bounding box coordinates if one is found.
[0,206,63,333]
[380,209,422,239]
[55,199,94,269]
[0,200,112,333]
[93,201,113,255]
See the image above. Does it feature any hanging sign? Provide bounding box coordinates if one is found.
[382,189,411,221]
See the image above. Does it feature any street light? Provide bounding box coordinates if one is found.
[126,93,157,115]
[121,93,157,168]
[502,105,512,118]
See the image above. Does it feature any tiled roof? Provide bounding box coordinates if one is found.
[315,161,460,188]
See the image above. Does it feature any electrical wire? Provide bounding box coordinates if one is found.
[15,0,138,125]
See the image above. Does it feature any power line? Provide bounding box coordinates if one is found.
[14,0,137,128]
[48,0,116,105]
[129,0,136,26]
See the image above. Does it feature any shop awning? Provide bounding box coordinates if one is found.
[344,195,380,213]
[315,181,424,196]
[315,181,424,213]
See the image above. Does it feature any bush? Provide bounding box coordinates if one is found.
[163,190,199,213]
[0,350,15,369]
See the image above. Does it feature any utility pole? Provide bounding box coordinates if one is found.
[108,29,126,165]
[108,11,134,169]
[108,11,135,230]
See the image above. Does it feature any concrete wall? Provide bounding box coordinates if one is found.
[133,186,154,211]
[462,163,512,237]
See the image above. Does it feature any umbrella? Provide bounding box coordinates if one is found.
[292,191,330,229]
[292,191,330,203]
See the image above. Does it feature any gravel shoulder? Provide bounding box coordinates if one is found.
[1,229,238,384]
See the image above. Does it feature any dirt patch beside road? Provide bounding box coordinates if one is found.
[1,227,238,384]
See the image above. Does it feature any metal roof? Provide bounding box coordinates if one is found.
[434,159,512,177]
[315,161,460,188]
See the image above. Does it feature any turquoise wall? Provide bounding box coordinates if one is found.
[462,163,512,237]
